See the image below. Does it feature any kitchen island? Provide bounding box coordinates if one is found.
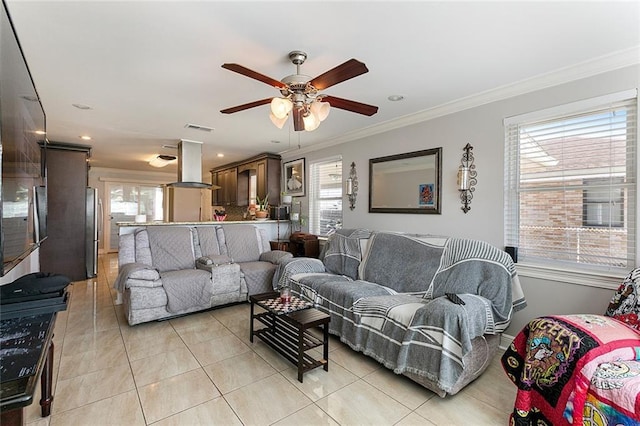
[117,219,291,242]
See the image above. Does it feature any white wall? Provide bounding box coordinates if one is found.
[282,64,639,336]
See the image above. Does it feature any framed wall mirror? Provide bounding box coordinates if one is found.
[369,147,442,214]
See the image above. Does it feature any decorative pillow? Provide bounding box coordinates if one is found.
[605,267,640,330]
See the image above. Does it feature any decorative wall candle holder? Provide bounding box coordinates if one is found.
[458,143,477,213]
[346,162,358,210]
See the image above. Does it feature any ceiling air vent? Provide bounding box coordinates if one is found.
[184,123,214,132]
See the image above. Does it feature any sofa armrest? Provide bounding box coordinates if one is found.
[114,262,160,293]
[128,268,160,281]
[259,250,293,264]
[196,255,234,267]
[197,262,242,294]
[126,278,163,289]
[273,257,326,290]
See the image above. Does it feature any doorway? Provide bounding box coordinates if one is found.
[104,183,164,252]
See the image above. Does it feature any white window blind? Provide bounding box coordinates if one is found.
[309,157,343,236]
[504,91,637,273]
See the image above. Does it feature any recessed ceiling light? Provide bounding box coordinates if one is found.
[80,135,92,140]
[387,95,404,102]
[72,103,93,110]
[217,153,224,158]
[35,130,46,135]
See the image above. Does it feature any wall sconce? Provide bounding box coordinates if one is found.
[457,143,477,213]
[346,161,358,210]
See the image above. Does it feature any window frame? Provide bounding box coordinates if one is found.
[309,156,343,237]
[504,89,638,284]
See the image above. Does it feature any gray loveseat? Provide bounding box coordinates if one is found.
[115,224,292,325]
[275,229,526,397]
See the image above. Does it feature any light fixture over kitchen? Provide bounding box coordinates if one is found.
[149,154,177,168]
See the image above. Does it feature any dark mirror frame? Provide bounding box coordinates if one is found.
[369,147,442,214]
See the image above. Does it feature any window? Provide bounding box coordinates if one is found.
[505,90,637,272]
[309,157,343,236]
[583,178,624,228]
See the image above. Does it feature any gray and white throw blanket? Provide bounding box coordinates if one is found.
[322,229,372,279]
[286,231,526,395]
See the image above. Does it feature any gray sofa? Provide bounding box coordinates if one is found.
[275,229,526,397]
[115,224,292,325]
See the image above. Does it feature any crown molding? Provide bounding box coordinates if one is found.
[281,46,640,158]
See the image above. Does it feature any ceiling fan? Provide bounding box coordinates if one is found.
[220,50,378,132]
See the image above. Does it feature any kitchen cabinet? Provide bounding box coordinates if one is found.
[211,153,281,207]
[212,167,237,206]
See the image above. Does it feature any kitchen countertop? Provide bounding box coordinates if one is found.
[116,219,285,226]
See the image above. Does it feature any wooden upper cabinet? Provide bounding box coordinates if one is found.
[212,167,237,206]
[211,153,281,207]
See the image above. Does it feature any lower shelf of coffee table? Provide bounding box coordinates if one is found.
[253,311,327,374]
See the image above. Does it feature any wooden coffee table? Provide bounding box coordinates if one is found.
[250,292,330,382]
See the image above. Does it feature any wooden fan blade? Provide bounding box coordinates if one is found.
[309,59,369,90]
[221,63,287,89]
[292,107,304,131]
[220,98,272,114]
[322,96,378,116]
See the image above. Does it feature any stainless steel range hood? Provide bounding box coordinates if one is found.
[167,139,219,189]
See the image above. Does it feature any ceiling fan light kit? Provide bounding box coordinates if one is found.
[221,50,378,132]
[270,97,293,119]
[269,112,288,129]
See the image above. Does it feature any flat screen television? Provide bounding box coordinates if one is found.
[0,0,47,276]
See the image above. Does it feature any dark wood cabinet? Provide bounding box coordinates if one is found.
[39,144,90,281]
[211,153,281,207]
[212,167,237,206]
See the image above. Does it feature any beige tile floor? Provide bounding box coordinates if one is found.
[22,253,516,426]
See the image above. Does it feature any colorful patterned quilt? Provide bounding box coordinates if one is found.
[502,314,640,425]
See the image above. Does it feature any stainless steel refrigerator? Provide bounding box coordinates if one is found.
[85,188,101,278]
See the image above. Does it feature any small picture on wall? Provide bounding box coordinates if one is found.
[418,183,435,207]
[283,158,305,197]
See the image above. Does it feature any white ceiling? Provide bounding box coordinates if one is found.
[5,1,640,174]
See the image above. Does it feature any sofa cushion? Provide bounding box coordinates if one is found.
[161,269,213,313]
[196,226,222,257]
[146,226,195,272]
[323,229,372,280]
[238,261,277,295]
[293,272,352,290]
[359,232,445,293]
[220,225,262,262]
